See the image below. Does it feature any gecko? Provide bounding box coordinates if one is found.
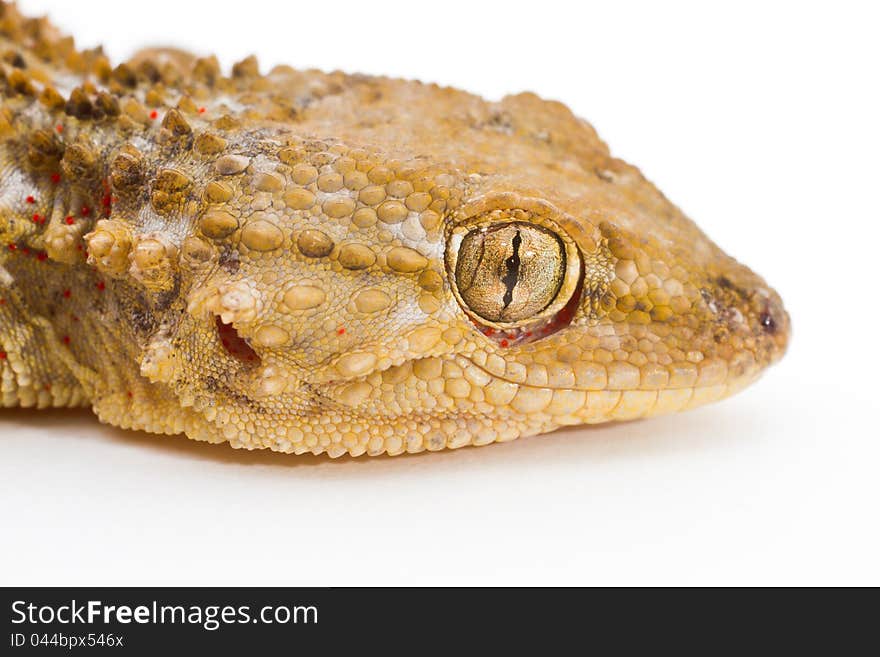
[0,2,789,457]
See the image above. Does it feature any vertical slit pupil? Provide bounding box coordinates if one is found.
[501,230,521,309]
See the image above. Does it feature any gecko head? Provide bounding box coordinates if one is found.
[4,5,787,458]
[439,190,790,413]
[113,116,787,456]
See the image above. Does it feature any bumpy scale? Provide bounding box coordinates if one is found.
[0,2,789,457]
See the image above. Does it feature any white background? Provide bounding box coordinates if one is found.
[2,0,878,585]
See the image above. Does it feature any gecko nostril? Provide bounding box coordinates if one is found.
[758,291,790,338]
[760,310,777,334]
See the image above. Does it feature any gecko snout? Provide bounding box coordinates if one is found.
[703,270,790,376]
[756,286,790,365]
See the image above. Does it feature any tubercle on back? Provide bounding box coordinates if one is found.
[0,0,288,291]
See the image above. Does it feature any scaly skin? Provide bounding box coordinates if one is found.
[0,2,789,457]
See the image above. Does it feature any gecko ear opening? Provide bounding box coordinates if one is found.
[215,316,260,364]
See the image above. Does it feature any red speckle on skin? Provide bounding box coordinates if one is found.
[62,336,71,345]
[524,331,533,338]
[36,252,48,261]
[7,243,16,251]
[55,124,63,133]
[101,194,112,208]
[482,327,495,336]
[62,289,71,298]
[26,195,35,204]
[65,216,75,225]
[149,110,158,119]
[337,327,346,335]
[81,206,90,216]
[0,351,6,359]
[21,247,29,255]
[50,173,61,184]
[71,315,79,322]
[32,213,43,224]
[96,281,106,291]
[198,107,206,114]
[0,298,5,304]
[127,391,133,399]
[500,339,509,348]
[44,384,51,391]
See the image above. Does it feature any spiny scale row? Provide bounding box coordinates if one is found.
[2,1,271,94]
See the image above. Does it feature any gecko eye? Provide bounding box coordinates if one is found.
[454,223,564,322]
[447,220,582,331]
